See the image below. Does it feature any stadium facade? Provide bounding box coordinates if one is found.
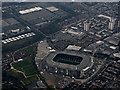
[41,51,96,79]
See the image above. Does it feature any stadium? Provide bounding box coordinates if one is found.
[41,51,95,79]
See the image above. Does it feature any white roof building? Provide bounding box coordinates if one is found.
[46,6,59,12]
[19,7,42,14]
[113,53,120,58]
[66,45,81,51]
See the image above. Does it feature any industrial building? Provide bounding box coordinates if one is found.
[2,32,36,44]
[19,7,43,14]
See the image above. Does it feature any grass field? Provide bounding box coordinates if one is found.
[25,44,37,59]
[11,56,38,85]
[7,70,25,80]
[26,45,37,53]
[21,75,39,84]
[7,43,39,85]
[12,57,37,76]
[7,70,39,85]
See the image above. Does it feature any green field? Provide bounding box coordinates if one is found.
[25,44,37,59]
[21,75,38,84]
[7,70,25,80]
[10,55,39,85]
[7,70,39,85]
[26,45,37,53]
[12,57,37,76]
[7,43,39,85]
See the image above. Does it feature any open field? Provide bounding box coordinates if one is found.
[8,47,39,85]
[6,44,39,85]
[7,70,39,85]
[12,57,37,76]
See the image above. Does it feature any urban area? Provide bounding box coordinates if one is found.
[2,2,120,89]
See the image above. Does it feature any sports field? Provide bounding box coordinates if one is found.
[11,57,39,85]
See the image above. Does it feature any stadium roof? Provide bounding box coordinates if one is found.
[45,51,94,71]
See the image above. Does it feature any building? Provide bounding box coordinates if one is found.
[41,51,96,79]
[98,15,115,30]
[66,45,81,51]
[98,14,111,20]
[118,21,120,28]
[11,29,20,33]
[19,7,42,14]
[46,6,59,12]
[109,18,115,30]
[84,21,89,31]
[108,22,114,30]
